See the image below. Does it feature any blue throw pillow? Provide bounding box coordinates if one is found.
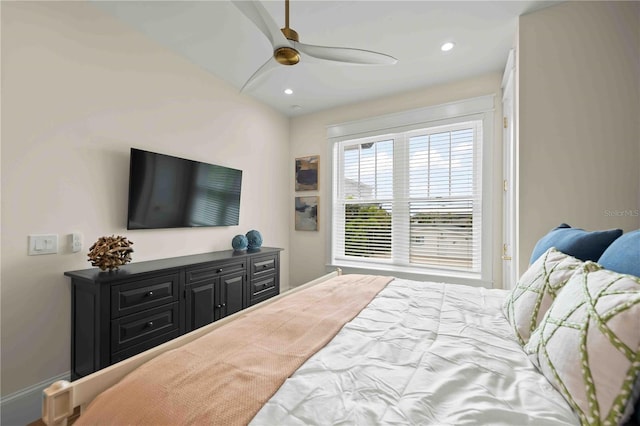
[598,229,640,278]
[530,223,623,264]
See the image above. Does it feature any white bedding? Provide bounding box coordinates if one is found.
[251,278,580,425]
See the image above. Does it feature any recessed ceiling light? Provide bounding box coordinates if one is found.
[441,42,455,52]
[284,88,293,95]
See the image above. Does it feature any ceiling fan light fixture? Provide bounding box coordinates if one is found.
[284,88,293,95]
[274,46,301,65]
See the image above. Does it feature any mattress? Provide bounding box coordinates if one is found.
[251,278,580,425]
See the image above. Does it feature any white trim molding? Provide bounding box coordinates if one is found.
[326,95,495,141]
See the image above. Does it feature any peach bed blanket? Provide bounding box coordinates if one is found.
[76,274,392,425]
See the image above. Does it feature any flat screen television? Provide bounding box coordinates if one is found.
[127,148,242,230]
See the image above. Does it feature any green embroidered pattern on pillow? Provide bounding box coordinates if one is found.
[503,247,585,345]
[525,263,640,425]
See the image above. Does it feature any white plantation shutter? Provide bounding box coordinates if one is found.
[404,123,482,272]
[335,139,394,259]
[332,120,483,275]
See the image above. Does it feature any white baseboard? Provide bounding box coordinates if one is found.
[1,372,70,426]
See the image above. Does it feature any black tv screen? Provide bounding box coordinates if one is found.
[127,148,242,229]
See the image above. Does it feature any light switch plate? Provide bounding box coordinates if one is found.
[28,234,58,255]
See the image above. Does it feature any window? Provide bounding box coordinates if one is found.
[329,96,493,282]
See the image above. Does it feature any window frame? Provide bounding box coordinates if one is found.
[327,95,495,287]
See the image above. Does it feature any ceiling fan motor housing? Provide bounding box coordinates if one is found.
[275,27,301,65]
[274,46,300,65]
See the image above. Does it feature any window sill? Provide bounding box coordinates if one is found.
[327,260,494,288]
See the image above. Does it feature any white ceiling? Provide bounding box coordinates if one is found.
[92,0,559,116]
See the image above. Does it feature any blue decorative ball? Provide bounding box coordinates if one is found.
[231,234,248,251]
[246,230,263,250]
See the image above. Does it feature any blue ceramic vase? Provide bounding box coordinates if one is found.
[231,234,248,251]
[246,230,263,250]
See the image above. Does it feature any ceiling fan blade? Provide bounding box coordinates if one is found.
[240,56,280,92]
[296,42,397,65]
[231,0,290,49]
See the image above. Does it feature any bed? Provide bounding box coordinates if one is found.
[42,226,640,426]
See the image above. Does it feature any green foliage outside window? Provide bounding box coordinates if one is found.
[344,204,391,257]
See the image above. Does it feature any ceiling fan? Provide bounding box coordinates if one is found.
[232,0,398,91]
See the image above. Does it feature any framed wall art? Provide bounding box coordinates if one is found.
[295,155,319,191]
[295,196,318,231]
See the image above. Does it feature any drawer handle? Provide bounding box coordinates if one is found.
[215,303,227,309]
[146,321,154,328]
[217,268,223,273]
[147,291,154,297]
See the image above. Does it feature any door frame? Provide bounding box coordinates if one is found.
[501,49,518,289]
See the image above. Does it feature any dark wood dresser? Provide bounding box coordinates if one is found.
[65,247,282,380]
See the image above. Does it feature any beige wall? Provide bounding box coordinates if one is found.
[517,1,640,275]
[1,1,289,397]
[289,73,504,289]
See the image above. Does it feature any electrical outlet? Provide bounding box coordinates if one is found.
[71,232,82,253]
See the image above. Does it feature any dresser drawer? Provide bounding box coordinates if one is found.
[111,302,180,353]
[251,255,277,278]
[250,276,278,305]
[111,273,180,318]
[186,261,245,285]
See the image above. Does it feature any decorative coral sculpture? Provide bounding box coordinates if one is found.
[88,235,134,271]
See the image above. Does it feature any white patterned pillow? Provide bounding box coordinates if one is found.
[503,247,585,345]
[524,263,640,425]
